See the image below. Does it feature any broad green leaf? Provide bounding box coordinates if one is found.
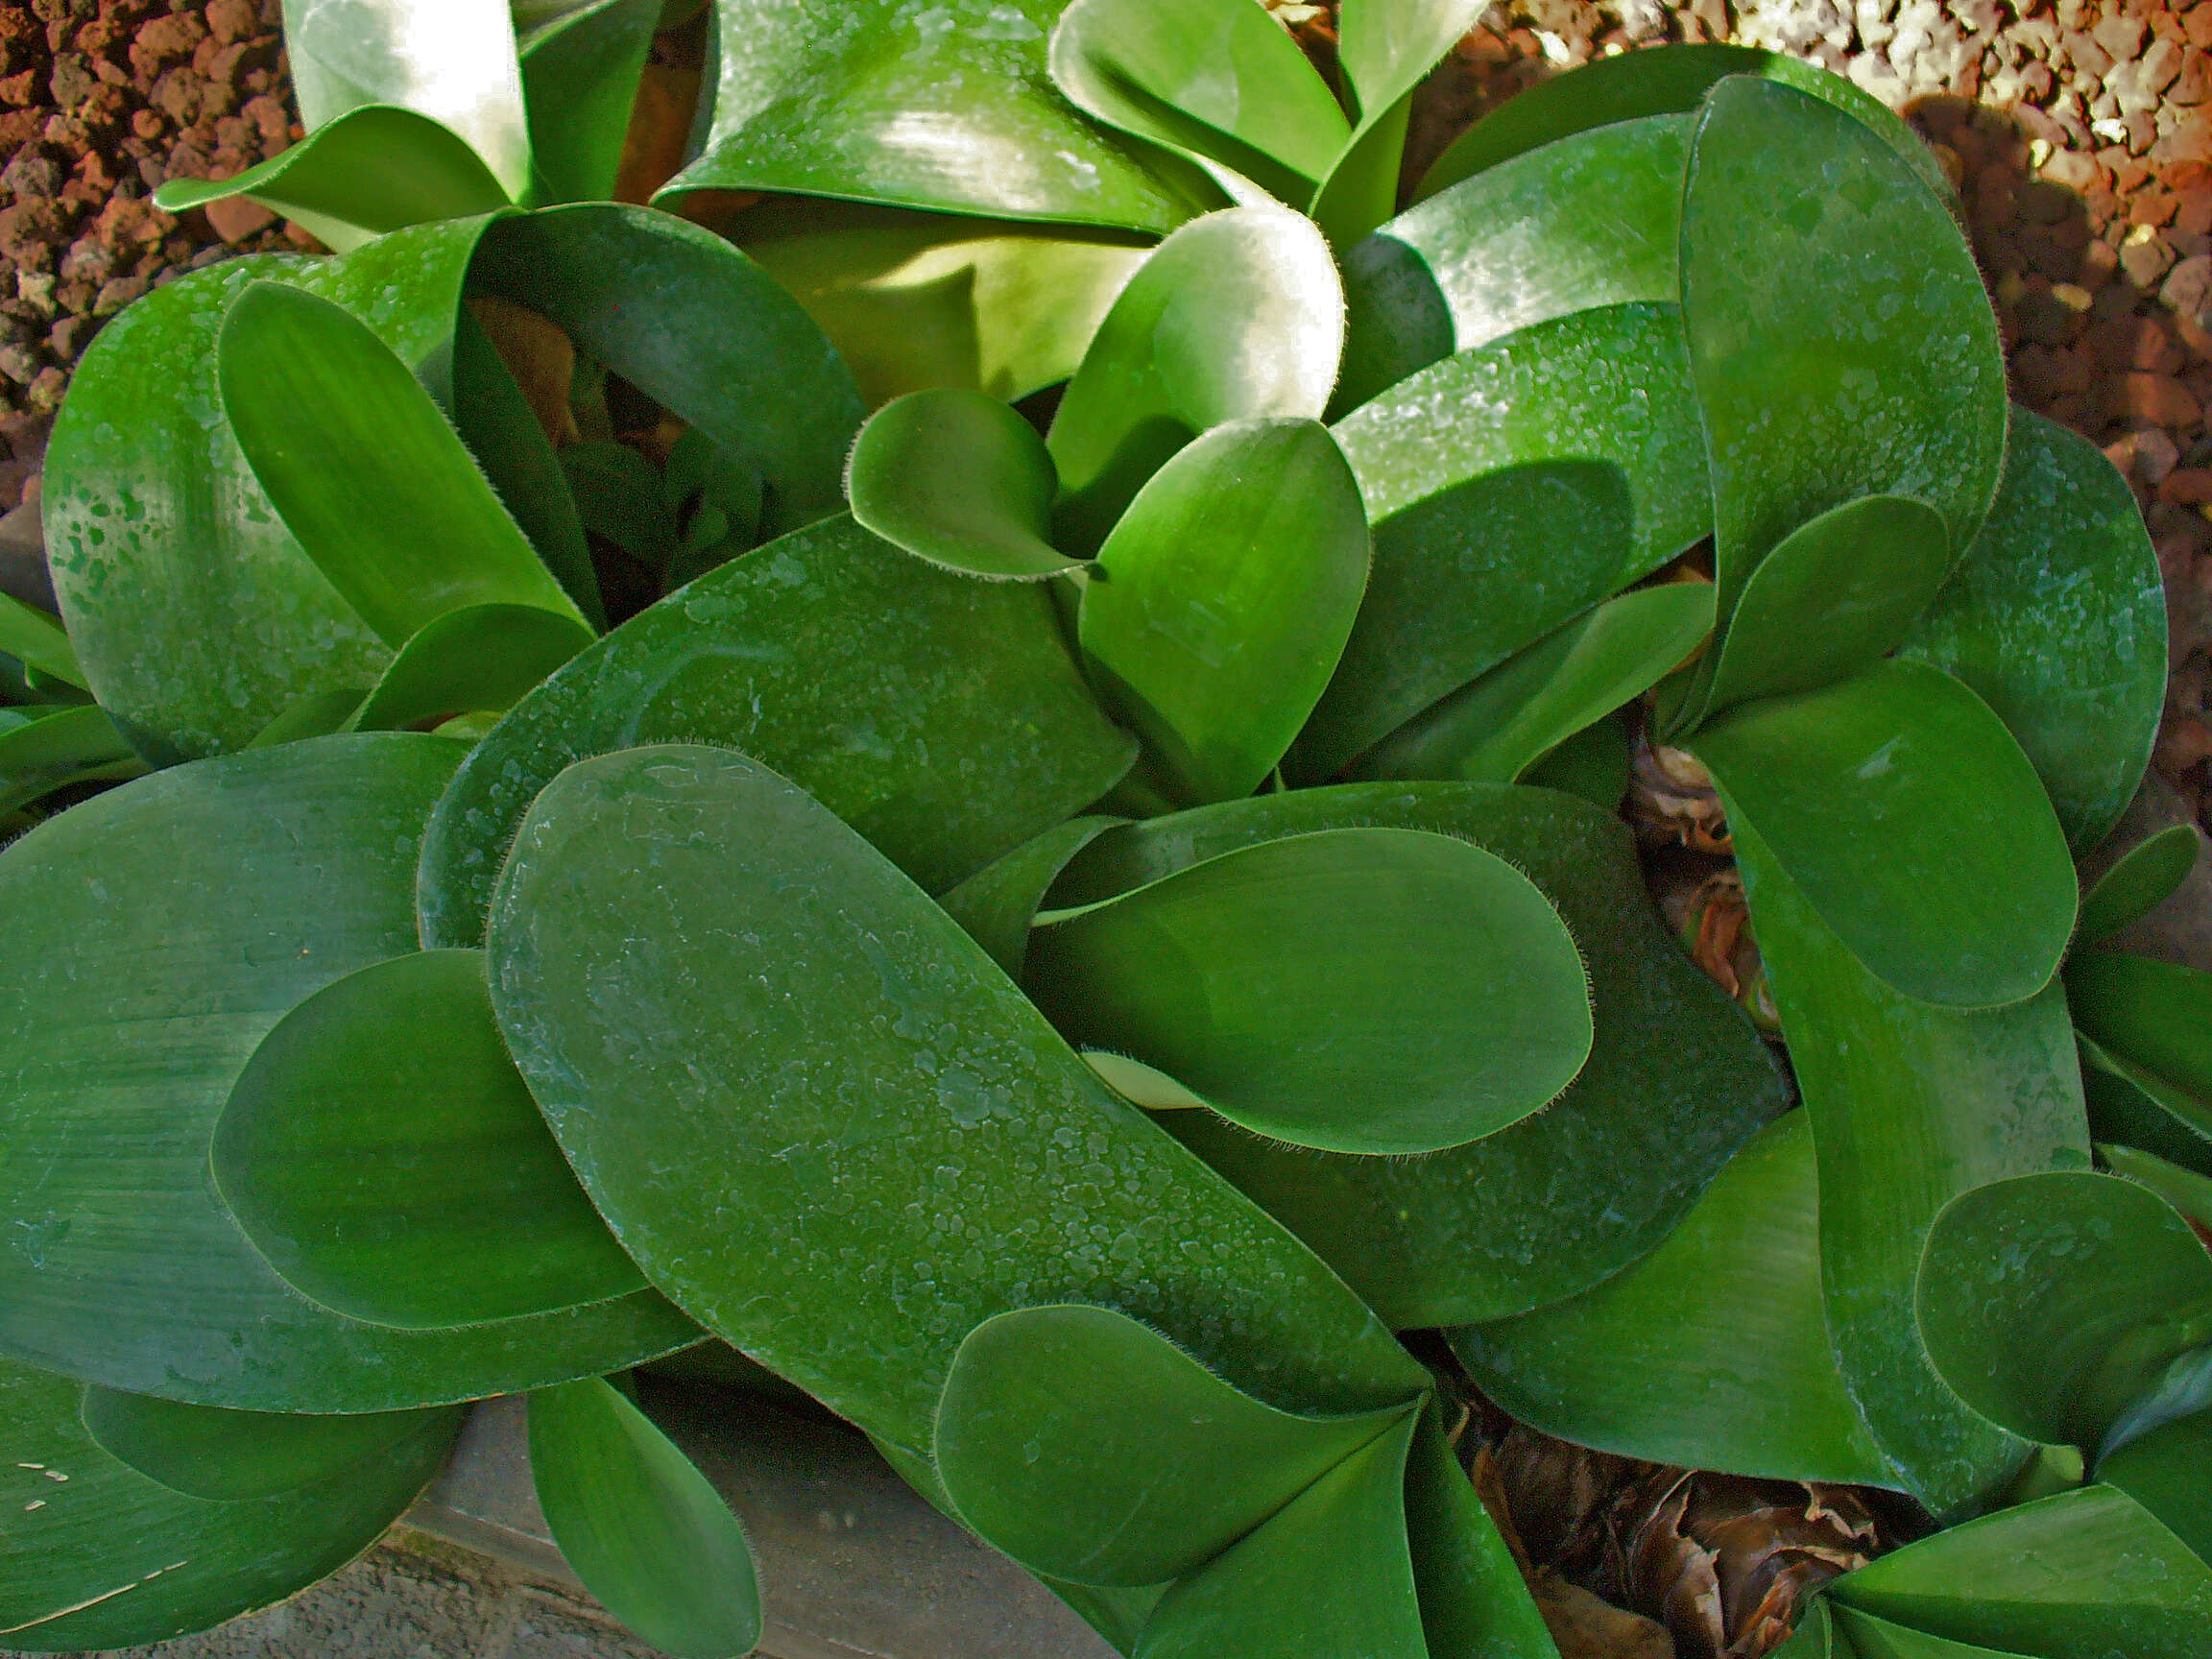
[733,198,1151,408]
[937,1305,1415,1586]
[517,0,659,206]
[1079,419,1368,803]
[349,604,595,733]
[1831,1609,2039,1659]
[1047,0,1348,207]
[662,0,1195,232]
[1309,0,1484,247]
[1356,582,1712,785]
[1304,301,1710,779]
[1400,1403,1558,1659]
[0,1358,454,1652]
[1772,1599,1837,1659]
[1307,89,1414,254]
[0,591,84,689]
[469,204,865,538]
[0,704,147,815]
[1829,1485,2212,1657]
[2082,1038,2212,1179]
[1683,78,2004,629]
[529,1378,761,1659]
[153,107,513,253]
[2101,1142,2212,1233]
[1335,115,1688,414]
[2098,1409,2212,1564]
[937,816,1124,978]
[1135,1412,1427,1659]
[1916,1171,2212,1451]
[563,440,678,568]
[80,1387,446,1503]
[1046,782,1788,1327]
[276,0,531,200]
[249,687,370,748]
[1731,810,2087,1515]
[0,737,696,1412]
[1682,495,1951,730]
[486,744,1431,1458]
[846,388,1077,580]
[1899,409,2166,852]
[1029,828,1592,1156]
[2080,827,2201,945]
[1523,710,1632,811]
[417,514,1137,947]
[1692,661,2076,1009]
[1047,207,1344,556]
[1455,1112,1892,1483]
[2069,952,2212,1111]
[219,282,587,647]
[213,949,649,1330]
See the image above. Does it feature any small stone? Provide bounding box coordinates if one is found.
[2065,30,2115,78]
[2162,252,2212,326]
[0,343,38,387]
[2178,49,2212,104]
[2131,111,2162,155]
[2114,371,2204,425]
[204,0,256,43]
[90,275,147,316]
[2042,146,2103,190]
[2195,7,2212,51]
[46,313,91,364]
[23,365,64,414]
[13,269,55,318]
[2094,12,2148,60]
[2159,466,2212,502]
[2154,713,2212,774]
[2139,427,2184,482]
[203,193,274,244]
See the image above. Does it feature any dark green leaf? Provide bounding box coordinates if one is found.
[1399,1402,1557,1659]
[0,736,696,1412]
[1683,78,2005,632]
[1692,661,2076,1009]
[1308,0,1484,247]
[2098,1409,2212,1564]
[1079,419,1368,803]
[2069,951,2212,1112]
[0,592,84,690]
[936,1304,1416,1586]
[1831,1609,2039,1659]
[213,949,649,1330]
[2080,827,2201,946]
[349,604,595,733]
[486,744,1431,1459]
[936,816,1124,979]
[219,281,586,647]
[1898,408,2167,852]
[2101,1141,2212,1233]
[1455,1112,1892,1483]
[80,1386,447,1502]
[0,1357,454,1652]
[846,388,1077,580]
[1046,781,1789,1327]
[0,704,148,815]
[417,513,1137,947]
[529,1377,762,1659]
[1521,711,1632,811]
[1356,582,1712,784]
[662,0,1196,231]
[1029,827,1592,1156]
[1046,207,1343,556]
[562,440,679,568]
[248,687,370,749]
[517,0,659,205]
[1303,301,1710,780]
[1771,1598,1838,1659]
[2082,1037,2212,1179]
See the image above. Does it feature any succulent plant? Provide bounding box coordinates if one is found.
[1,3,2206,1658]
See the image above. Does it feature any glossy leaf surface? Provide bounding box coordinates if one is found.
[1684,78,2004,624]
[1308,0,1488,248]
[1916,1170,2212,1450]
[0,705,147,815]
[2098,1409,2212,1563]
[2101,1142,2212,1232]
[1831,1610,2039,1659]
[1455,1113,1891,1483]
[418,514,1136,947]
[516,0,659,205]
[846,388,1075,579]
[488,746,1431,1458]
[349,604,595,733]
[2080,826,2201,945]
[937,1305,1414,1586]
[1030,828,1591,1156]
[936,816,1123,979]
[1080,419,1368,804]
[1307,302,1709,779]
[1047,208,1343,555]
[213,950,648,1331]
[2069,952,2212,1111]
[1899,408,2166,852]
[2083,1038,2212,1179]
[0,1357,453,1652]
[0,737,694,1412]
[1400,1403,1558,1659]
[80,1387,447,1503]
[1693,661,2076,1010]
[0,592,84,689]
[529,1377,761,1659]
[1048,782,1788,1327]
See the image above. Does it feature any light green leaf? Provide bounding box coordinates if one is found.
[1047,207,1344,556]
[80,1386,449,1503]
[0,736,697,1412]
[1692,661,2076,1009]
[517,0,660,205]
[2098,1409,2212,1564]
[1047,781,1788,1327]
[0,1357,454,1652]
[2082,1037,2212,1179]
[1029,827,1591,1156]
[248,687,370,749]
[936,816,1124,978]
[1899,408,2167,852]
[486,744,1430,1458]
[846,388,1077,580]
[213,949,649,1331]
[1310,0,1485,247]
[349,604,594,733]
[0,704,147,815]
[1304,301,1710,780]
[1079,419,1368,804]
[417,513,1137,947]
[2101,1142,2212,1233]
[937,1305,1416,1587]
[1771,1598,1838,1659]
[2069,952,2212,1113]
[1356,582,1712,785]
[0,591,84,689]
[1683,77,2004,632]
[2080,827,2201,946]
[529,1377,761,1659]
[1455,1112,1892,1483]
